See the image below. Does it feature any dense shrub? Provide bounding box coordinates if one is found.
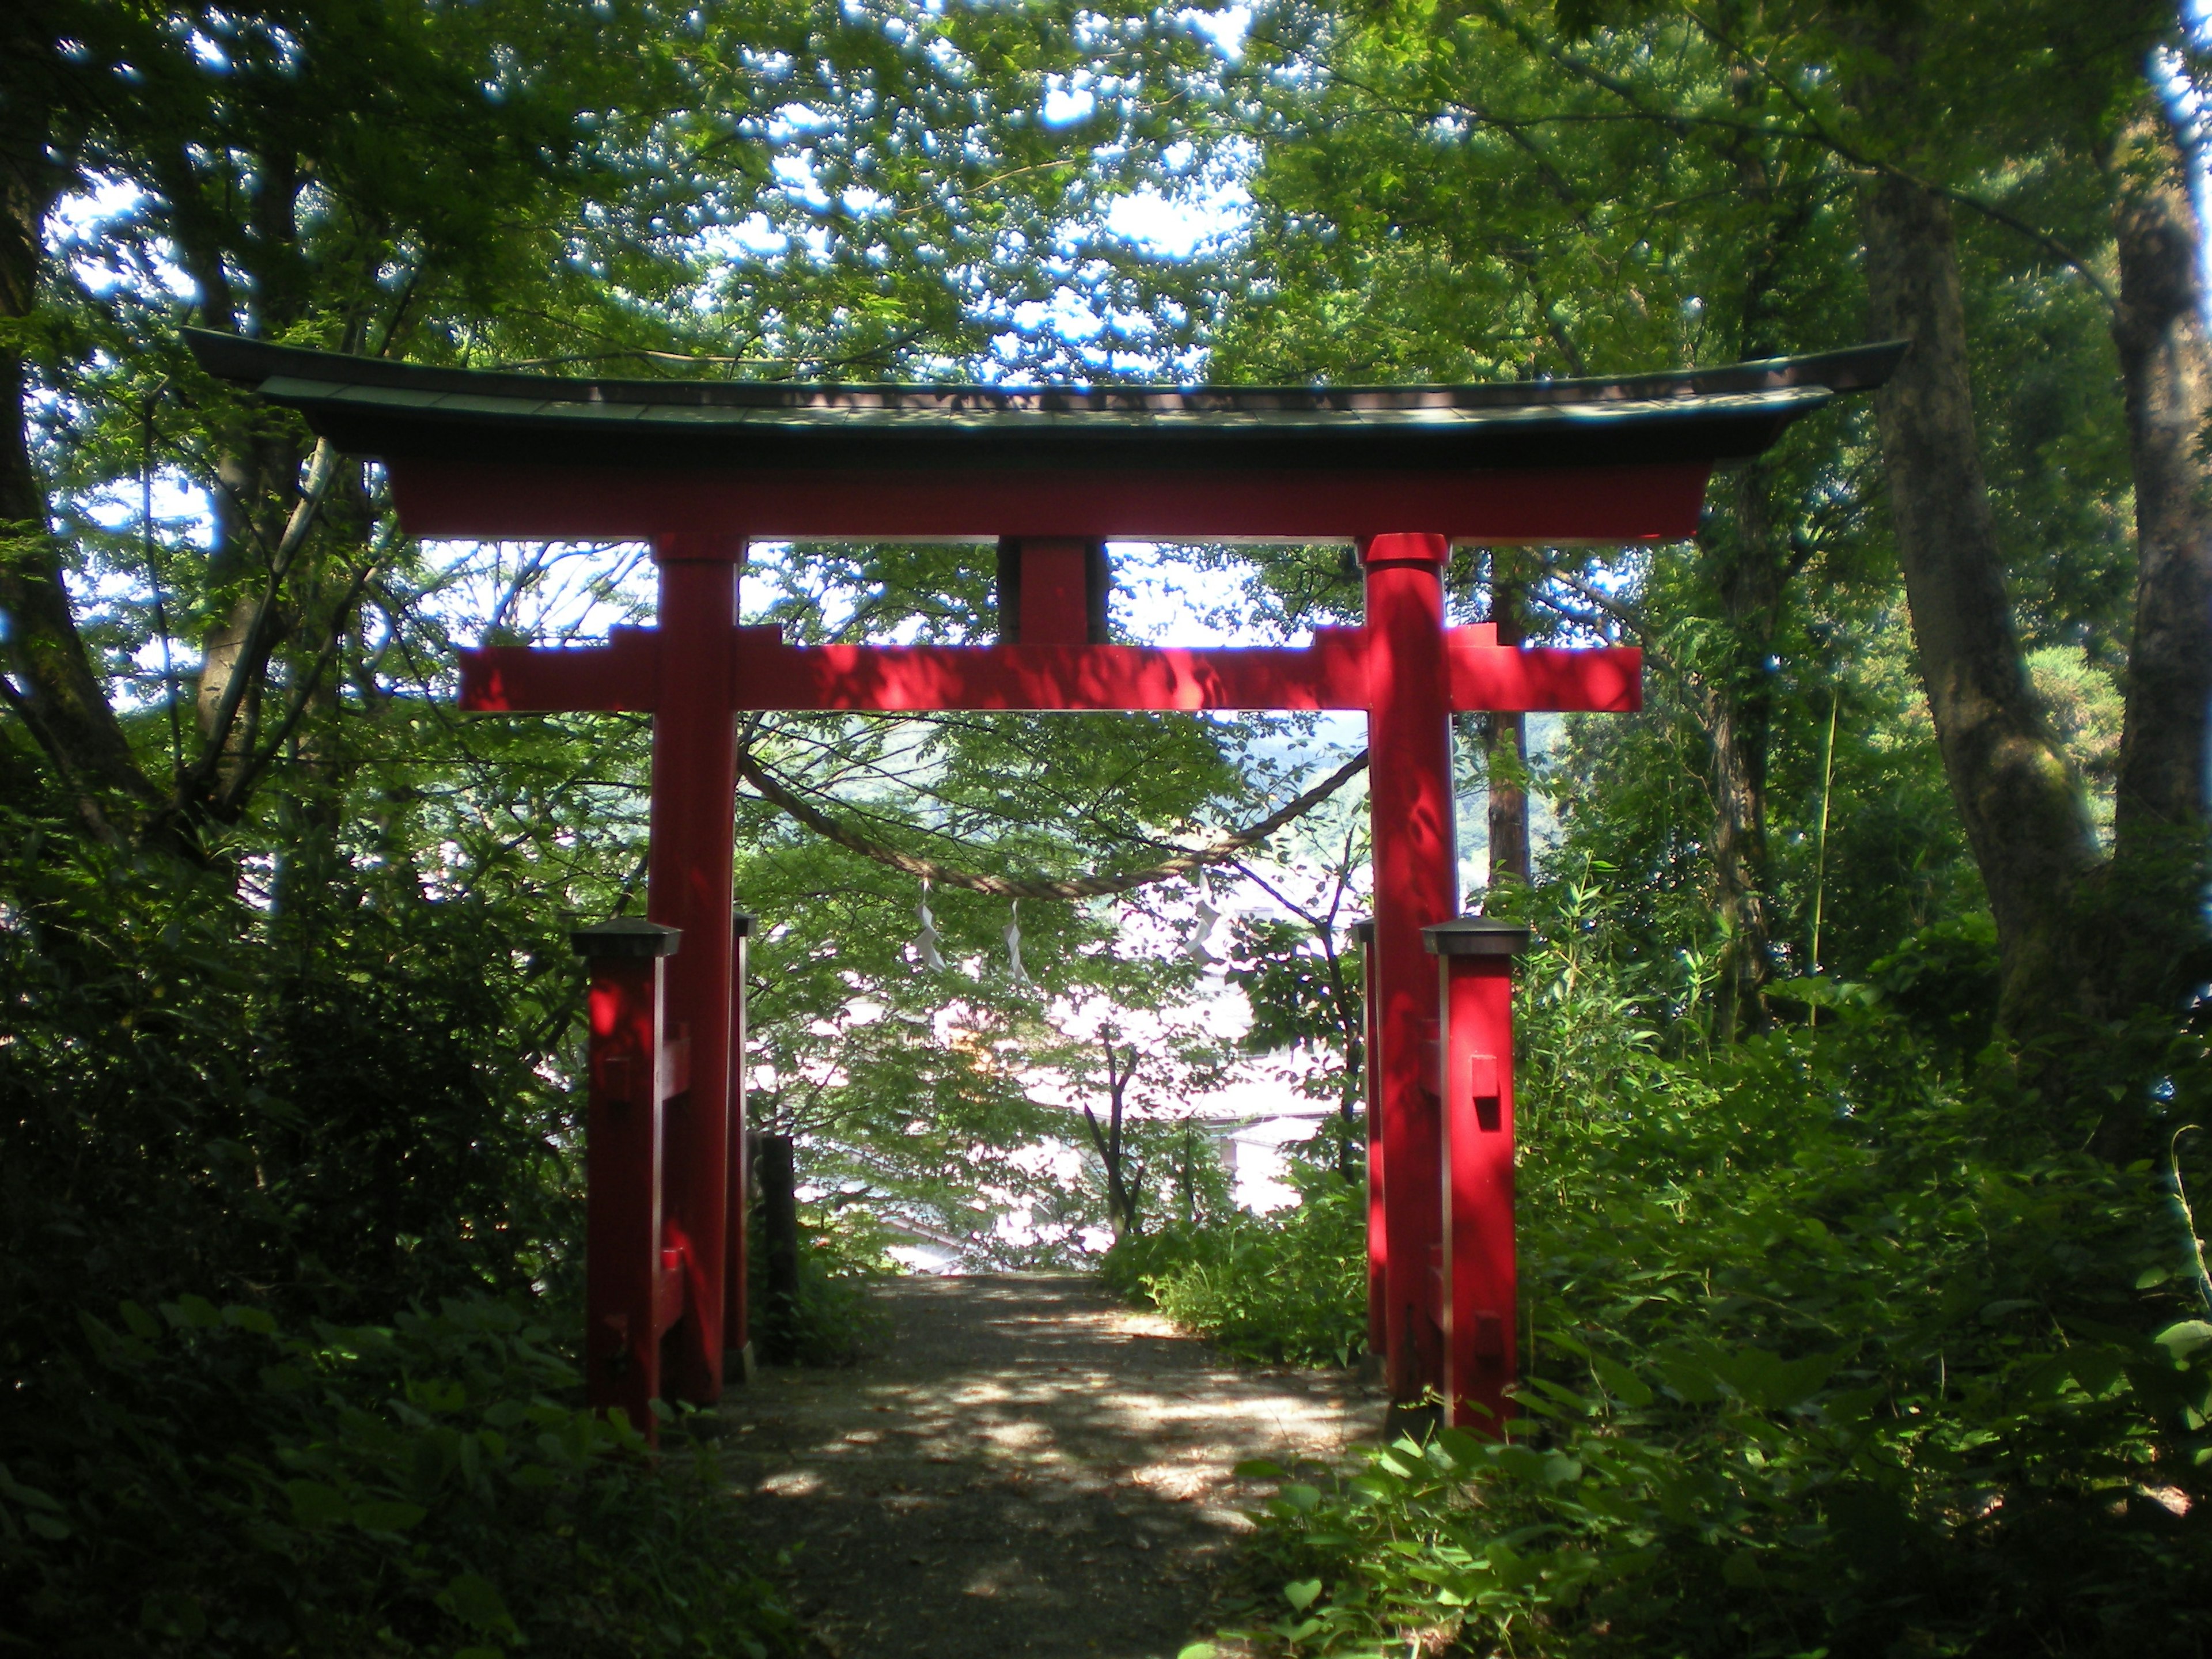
[1103,1164,1367,1367]
[0,817,799,1655]
[3,1293,796,1657]
[1226,1032,2212,1657]
[1135,902,2212,1657]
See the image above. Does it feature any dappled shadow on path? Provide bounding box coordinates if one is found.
[719,1274,1384,1659]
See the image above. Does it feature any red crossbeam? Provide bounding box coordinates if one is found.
[392,459,1711,543]
[460,626,1641,717]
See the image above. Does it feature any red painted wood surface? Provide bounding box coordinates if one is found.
[1018,539,1093,645]
[1441,955,1517,1429]
[461,630,1642,718]
[646,547,741,1404]
[469,533,1646,1417]
[581,950,667,1434]
[389,458,1713,543]
[1355,923,1387,1359]
[1359,533,1456,1402]
[724,917,752,1371]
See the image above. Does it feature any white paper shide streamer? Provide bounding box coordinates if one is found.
[1181,877,1221,967]
[914,880,945,971]
[1003,899,1032,988]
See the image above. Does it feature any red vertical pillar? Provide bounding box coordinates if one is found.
[1361,532,1457,1406]
[1425,918,1530,1431]
[648,536,743,1404]
[723,912,754,1381]
[571,918,681,1435]
[1350,918,1386,1359]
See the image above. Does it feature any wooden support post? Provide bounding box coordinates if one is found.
[997,537,1111,645]
[1425,917,1531,1432]
[754,1131,802,1365]
[1362,533,1457,1410]
[571,918,682,1439]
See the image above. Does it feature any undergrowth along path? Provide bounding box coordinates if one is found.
[719,1273,1384,1659]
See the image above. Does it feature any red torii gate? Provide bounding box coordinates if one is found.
[191,331,1895,1430]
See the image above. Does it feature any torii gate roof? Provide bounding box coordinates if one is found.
[187,331,1899,544]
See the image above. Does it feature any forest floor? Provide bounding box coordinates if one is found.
[717,1273,1385,1659]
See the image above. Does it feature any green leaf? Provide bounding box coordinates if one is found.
[1589,1353,1653,1407]
[2069,1346,2130,1396]
[1433,1426,1487,1471]
[222,1304,278,1336]
[285,1480,349,1528]
[1176,1645,1219,1659]
[1234,1459,1286,1480]
[440,1571,518,1635]
[0,1464,66,1512]
[352,1500,427,1532]
[171,1294,222,1329]
[1283,1578,1323,1611]
[118,1301,161,1341]
[2154,1321,2212,1361]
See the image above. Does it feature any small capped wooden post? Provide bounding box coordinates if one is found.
[571,916,682,1438]
[1423,916,1532,1433]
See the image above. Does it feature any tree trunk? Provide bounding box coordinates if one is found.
[0,69,158,835]
[1319,927,1364,1180]
[1863,174,2100,1037]
[1704,464,1785,1040]
[1082,1038,1141,1240]
[2103,99,2212,1022]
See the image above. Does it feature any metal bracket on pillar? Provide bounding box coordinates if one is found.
[1422,915,1531,1434]
[571,917,681,1440]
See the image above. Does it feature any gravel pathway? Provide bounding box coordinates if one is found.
[719,1274,1385,1659]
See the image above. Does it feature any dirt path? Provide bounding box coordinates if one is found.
[718,1274,1385,1659]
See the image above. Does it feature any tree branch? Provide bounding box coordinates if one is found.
[734,747,1370,900]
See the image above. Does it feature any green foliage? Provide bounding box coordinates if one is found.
[1202,933,2212,1658]
[4,1290,796,1657]
[1863,912,2004,1052]
[0,805,798,1656]
[1103,1164,1368,1367]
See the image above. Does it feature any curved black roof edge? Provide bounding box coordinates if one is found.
[185,328,1903,418]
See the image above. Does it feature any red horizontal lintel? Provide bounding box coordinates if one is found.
[1447,640,1642,714]
[391,459,1713,543]
[740,630,1373,713]
[459,628,657,712]
[458,623,1641,717]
